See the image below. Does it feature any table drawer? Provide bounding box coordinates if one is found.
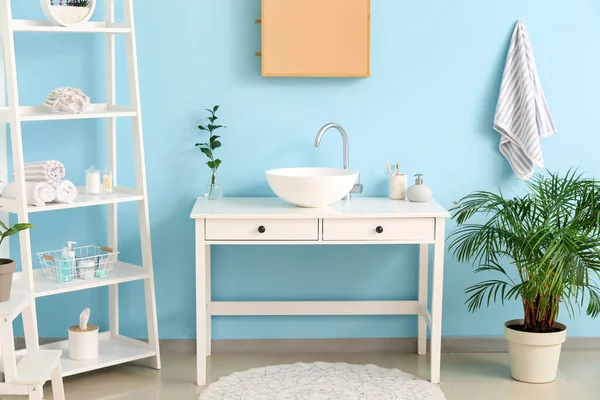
[205,219,319,241]
[322,218,435,241]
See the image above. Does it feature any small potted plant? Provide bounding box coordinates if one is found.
[450,170,600,383]
[0,222,33,302]
[41,0,96,27]
[196,106,226,200]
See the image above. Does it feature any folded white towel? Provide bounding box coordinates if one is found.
[53,180,78,204]
[23,161,66,187]
[494,21,557,180]
[2,181,56,207]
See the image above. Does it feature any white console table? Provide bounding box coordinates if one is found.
[190,197,449,386]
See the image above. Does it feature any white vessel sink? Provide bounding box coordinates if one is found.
[265,167,358,208]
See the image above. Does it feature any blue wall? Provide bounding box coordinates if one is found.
[8,0,600,339]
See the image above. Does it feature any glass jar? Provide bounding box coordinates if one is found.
[204,170,223,200]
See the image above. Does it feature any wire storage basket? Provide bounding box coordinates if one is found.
[37,245,119,284]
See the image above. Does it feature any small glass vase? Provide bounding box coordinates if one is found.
[204,170,223,200]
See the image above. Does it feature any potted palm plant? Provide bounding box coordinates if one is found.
[450,170,600,383]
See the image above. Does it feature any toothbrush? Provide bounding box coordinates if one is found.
[396,163,401,175]
[386,164,394,176]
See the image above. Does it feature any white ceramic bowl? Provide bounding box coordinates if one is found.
[265,167,358,208]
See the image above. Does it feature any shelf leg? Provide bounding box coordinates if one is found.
[418,243,429,356]
[196,220,207,386]
[106,0,119,340]
[143,276,161,369]
[124,0,161,371]
[430,218,446,384]
[50,362,65,400]
[21,302,39,354]
[0,316,17,382]
[27,385,43,400]
[0,0,40,354]
[0,6,8,261]
[109,284,119,336]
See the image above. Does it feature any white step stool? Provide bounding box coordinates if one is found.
[0,289,65,399]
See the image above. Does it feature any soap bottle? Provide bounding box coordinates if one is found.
[57,241,76,283]
[407,174,432,203]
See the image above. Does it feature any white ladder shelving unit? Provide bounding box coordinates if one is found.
[0,0,161,377]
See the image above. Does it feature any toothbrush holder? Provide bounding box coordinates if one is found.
[390,174,407,200]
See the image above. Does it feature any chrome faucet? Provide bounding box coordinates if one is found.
[314,123,363,200]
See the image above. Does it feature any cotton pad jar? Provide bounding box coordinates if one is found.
[85,165,101,194]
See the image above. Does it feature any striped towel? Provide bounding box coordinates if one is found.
[23,160,66,188]
[494,21,557,180]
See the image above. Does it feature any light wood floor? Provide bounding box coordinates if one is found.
[5,352,599,399]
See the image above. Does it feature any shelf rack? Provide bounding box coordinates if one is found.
[0,104,137,122]
[0,0,161,377]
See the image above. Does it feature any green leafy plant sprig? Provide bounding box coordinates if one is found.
[0,222,32,246]
[196,106,226,197]
[0,221,32,265]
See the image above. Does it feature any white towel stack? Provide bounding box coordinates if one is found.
[2,160,78,206]
[494,21,557,180]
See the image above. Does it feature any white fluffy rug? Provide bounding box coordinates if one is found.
[199,362,446,399]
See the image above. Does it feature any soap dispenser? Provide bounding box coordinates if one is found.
[58,241,76,283]
[407,174,432,203]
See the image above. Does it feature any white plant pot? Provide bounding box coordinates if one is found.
[504,319,567,383]
[40,1,96,27]
[68,324,98,361]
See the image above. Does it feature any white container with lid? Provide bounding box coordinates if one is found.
[78,259,95,280]
[68,308,99,361]
[85,165,101,194]
[69,325,99,360]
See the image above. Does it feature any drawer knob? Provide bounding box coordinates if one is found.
[258,226,266,234]
[376,226,384,234]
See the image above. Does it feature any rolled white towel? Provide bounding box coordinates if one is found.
[13,178,58,189]
[54,180,78,204]
[23,161,66,186]
[2,181,56,207]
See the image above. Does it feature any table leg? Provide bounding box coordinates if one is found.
[430,218,446,384]
[196,219,207,386]
[418,243,429,356]
[206,245,212,356]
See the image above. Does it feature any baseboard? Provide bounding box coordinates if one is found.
[17,337,600,355]
[174,337,600,354]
